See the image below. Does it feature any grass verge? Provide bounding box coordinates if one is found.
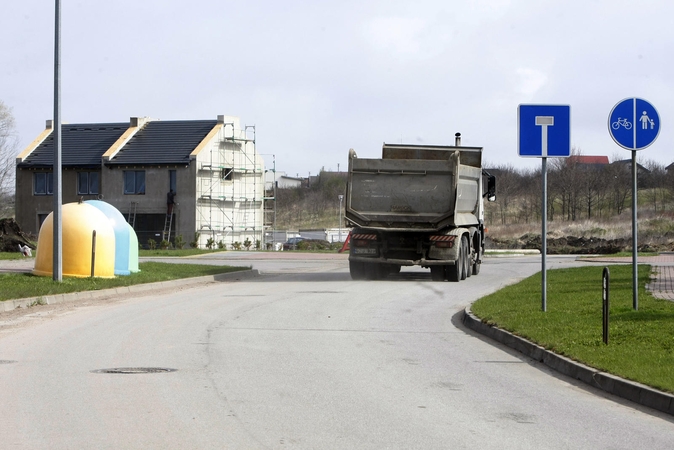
[471,264,674,393]
[0,261,249,302]
[0,252,28,261]
[139,249,226,257]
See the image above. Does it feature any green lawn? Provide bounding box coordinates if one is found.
[139,248,227,257]
[0,261,248,302]
[471,264,674,393]
[0,252,28,260]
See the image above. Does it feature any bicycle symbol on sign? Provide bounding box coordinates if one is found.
[611,117,632,130]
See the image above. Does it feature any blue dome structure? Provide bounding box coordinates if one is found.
[85,200,139,276]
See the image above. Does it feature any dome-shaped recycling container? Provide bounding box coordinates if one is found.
[33,202,116,278]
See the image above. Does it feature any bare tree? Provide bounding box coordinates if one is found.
[642,158,667,213]
[0,101,18,218]
[606,153,631,216]
[549,147,584,221]
[517,167,540,223]
[488,164,524,224]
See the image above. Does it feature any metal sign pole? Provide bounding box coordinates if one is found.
[608,97,660,311]
[541,157,547,312]
[52,0,62,282]
[632,151,638,310]
[518,105,570,313]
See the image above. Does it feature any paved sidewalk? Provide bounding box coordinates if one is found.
[579,253,674,301]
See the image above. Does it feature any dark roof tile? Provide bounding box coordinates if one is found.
[18,123,128,168]
[106,120,217,166]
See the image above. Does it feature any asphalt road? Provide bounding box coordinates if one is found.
[0,254,672,449]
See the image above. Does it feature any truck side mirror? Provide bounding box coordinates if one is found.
[486,175,496,202]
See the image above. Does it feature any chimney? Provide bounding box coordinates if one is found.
[130,117,152,128]
[455,132,461,146]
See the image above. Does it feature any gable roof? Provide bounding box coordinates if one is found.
[105,120,218,166]
[611,159,651,173]
[17,123,128,169]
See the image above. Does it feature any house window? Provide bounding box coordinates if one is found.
[34,172,53,195]
[169,170,176,192]
[221,167,233,181]
[77,172,100,195]
[124,170,146,194]
[37,213,50,231]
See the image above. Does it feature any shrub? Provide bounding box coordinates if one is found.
[206,237,215,249]
[243,238,252,250]
[217,240,225,249]
[296,239,331,251]
[147,238,157,250]
[255,239,261,250]
[190,232,200,248]
[159,239,170,249]
[232,241,242,250]
[174,234,185,250]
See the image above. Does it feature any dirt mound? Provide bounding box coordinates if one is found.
[486,233,668,254]
[0,218,36,253]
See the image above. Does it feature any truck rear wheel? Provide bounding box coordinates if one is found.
[447,242,463,282]
[430,266,445,281]
[460,236,468,280]
[367,263,384,280]
[463,237,471,279]
[472,235,482,275]
[349,261,366,280]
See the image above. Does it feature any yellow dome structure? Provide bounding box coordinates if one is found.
[33,202,116,278]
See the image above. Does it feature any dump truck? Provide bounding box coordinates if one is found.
[345,133,495,281]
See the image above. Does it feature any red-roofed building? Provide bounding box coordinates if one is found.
[567,155,610,165]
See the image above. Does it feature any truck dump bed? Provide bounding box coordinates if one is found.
[345,144,483,231]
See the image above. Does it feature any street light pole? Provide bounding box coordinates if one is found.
[338,194,344,243]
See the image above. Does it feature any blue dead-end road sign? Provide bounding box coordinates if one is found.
[608,98,660,150]
[518,104,571,158]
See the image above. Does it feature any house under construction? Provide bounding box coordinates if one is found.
[15,115,271,249]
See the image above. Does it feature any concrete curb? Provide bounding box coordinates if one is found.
[1,269,260,313]
[462,305,674,416]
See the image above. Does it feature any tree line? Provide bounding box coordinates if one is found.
[487,150,674,225]
[273,151,674,230]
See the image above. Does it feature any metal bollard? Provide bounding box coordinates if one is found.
[602,267,610,345]
[91,230,97,278]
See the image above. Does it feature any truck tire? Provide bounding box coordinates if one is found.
[430,266,445,281]
[463,237,472,278]
[460,236,468,280]
[447,244,463,282]
[368,263,383,280]
[349,261,366,280]
[472,235,482,275]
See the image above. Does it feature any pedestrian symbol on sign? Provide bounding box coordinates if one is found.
[639,111,655,130]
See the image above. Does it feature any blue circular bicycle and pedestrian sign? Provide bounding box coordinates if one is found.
[608,98,660,150]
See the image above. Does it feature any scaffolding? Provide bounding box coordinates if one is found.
[262,154,277,250]
[195,120,265,248]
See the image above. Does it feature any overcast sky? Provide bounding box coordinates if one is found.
[3,0,673,176]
